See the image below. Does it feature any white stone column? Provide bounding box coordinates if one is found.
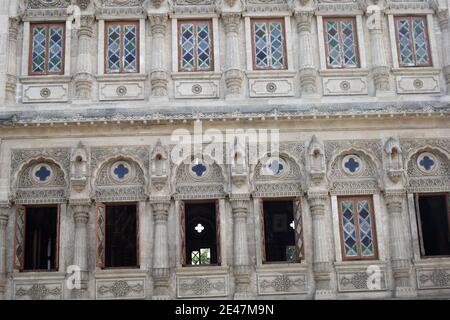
[0,1,11,107]
[230,199,251,299]
[295,10,318,95]
[438,9,450,93]
[0,206,10,299]
[6,17,19,104]
[70,202,90,298]
[307,193,334,299]
[151,201,170,299]
[223,13,244,97]
[149,14,168,97]
[367,8,391,93]
[385,192,416,297]
[74,16,95,100]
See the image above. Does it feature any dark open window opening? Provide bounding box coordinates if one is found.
[184,201,219,266]
[105,203,138,268]
[416,194,450,257]
[262,200,296,263]
[24,206,58,271]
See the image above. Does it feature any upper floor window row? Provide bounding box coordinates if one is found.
[28,15,434,76]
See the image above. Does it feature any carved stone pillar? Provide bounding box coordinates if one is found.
[295,10,318,95]
[70,202,90,298]
[367,8,391,93]
[384,192,416,297]
[151,202,171,299]
[149,14,168,97]
[223,13,244,96]
[230,199,251,299]
[0,206,10,299]
[74,16,94,100]
[6,17,20,104]
[308,193,334,299]
[438,10,450,93]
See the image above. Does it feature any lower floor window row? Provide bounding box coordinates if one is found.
[12,193,450,271]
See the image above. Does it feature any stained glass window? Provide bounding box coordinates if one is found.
[179,21,213,72]
[339,197,378,260]
[106,22,139,74]
[324,18,358,69]
[395,16,431,67]
[252,19,287,70]
[30,24,65,75]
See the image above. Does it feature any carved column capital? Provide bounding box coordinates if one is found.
[230,199,249,219]
[149,14,168,36]
[438,9,449,31]
[295,10,314,33]
[71,204,90,224]
[8,17,20,41]
[384,191,405,215]
[307,193,328,218]
[0,207,10,228]
[222,12,241,34]
[78,15,95,38]
[151,202,170,223]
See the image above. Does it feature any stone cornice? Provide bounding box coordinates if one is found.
[0,101,449,128]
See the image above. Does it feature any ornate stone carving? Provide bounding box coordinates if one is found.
[150,140,169,192]
[243,0,291,13]
[384,137,404,183]
[177,276,228,298]
[417,269,450,289]
[307,135,326,184]
[96,279,145,299]
[70,142,90,192]
[149,14,169,97]
[15,283,62,300]
[338,270,386,292]
[78,0,91,9]
[28,0,71,8]
[258,274,307,295]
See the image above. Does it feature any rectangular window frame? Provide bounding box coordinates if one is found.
[260,198,303,264]
[251,18,288,71]
[180,200,221,267]
[14,204,60,272]
[337,195,378,261]
[414,192,450,258]
[104,21,140,74]
[323,17,360,69]
[394,15,432,68]
[28,23,66,76]
[177,19,214,72]
[96,202,140,270]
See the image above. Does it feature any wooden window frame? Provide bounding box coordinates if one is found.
[96,202,140,269]
[104,21,140,74]
[14,204,60,272]
[394,15,432,68]
[414,192,450,258]
[178,19,214,72]
[180,200,221,267]
[260,197,303,264]
[251,18,288,71]
[323,17,360,69]
[28,23,66,76]
[337,195,379,261]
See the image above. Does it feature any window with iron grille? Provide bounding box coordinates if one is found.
[251,19,287,70]
[395,16,431,67]
[29,23,65,75]
[338,196,378,260]
[105,21,139,74]
[178,20,213,72]
[323,18,359,69]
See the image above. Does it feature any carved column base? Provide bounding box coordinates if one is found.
[74,73,94,100]
[233,265,253,300]
[151,70,168,97]
[299,67,318,96]
[391,259,414,297]
[394,286,417,298]
[314,289,336,300]
[0,280,6,300]
[152,267,170,300]
[70,287,89,300]
[313,262,333,295]
[225,68,244,96]
[372,66,391,94]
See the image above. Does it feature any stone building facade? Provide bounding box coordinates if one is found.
[0,0,449,300]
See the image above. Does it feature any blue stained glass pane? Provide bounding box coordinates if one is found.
[344,157,360,173]
[35,166,51,182]
[254,22,269,68]
[397,19,414,66]
[412,18,430,65]
[192,163,207,177]
[196,24,211,69]
[269,22,284,68]
[123,25,137,72]
[357,200,375,257]
[419,155,434,171]
[113,164,129,179]
[341,201,358,257]
[32,26,47,73]
[181,24,195,69]
[107,25,121,72]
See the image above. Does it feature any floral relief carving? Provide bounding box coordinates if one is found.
[97,280,144,298]
[28,0,71,9]
[417,269,450,289]
[258,274,307,294]
[338,271,386,292]
[15,283,62,300]
[178,276,227,298]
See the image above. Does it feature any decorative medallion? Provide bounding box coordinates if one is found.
[110,161,131,181]
[116,86,128,97]
[340,80,351,91]
[262,157,286,177]
[413,79,424,89]
[190,161,209,178]
[192,84,203,94]
[342,154,362,175]
[266,82,277,93]
[40,88,51,98]
[416,152,437,173]
[32,163,53,184]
